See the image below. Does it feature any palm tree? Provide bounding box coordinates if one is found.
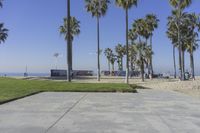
[167,9,200,81]
[132,18,150,79]
[186,32,198,80]
[0,0,3,8]
[115,44,125,71]
[128,29,138,73]
[110,52,117,75]
[0,1,8,44]
[129,44,137,72]
[185,13,200,80]
[128,29,138,44]
[135,42,153,82]
[116,0,138,84]
[0,23,8,44]
[145,14,159,77]
[59,16,80,81]
[104,48,112,74]
[167,13,178,78]
[85,0,110,81]
[60,17,80,41]
[169,0,192,80]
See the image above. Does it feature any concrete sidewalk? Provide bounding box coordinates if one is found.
[0,90,200,133]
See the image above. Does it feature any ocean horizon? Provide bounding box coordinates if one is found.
[0,72,50,77]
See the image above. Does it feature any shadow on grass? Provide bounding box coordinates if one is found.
[0,91,44,105]
[130,84,152,90]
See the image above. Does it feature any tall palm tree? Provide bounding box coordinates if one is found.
[115,44,125,71]
[132,18,150,80]
[169,0,192,80]
[145,14,159,77]
[0,0,3,8]
[0,23,8,44]
[186,32,198,80]
[85,0,110,81]
[167,13,178,78]
[116,0,138,84]
[104,48,112,74]
[185,13,200,80]
[59,16,80,81]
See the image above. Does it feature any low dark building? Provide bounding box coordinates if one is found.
[51,69,67,77]
[73,70,93,76]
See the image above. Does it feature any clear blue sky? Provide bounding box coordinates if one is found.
[0,0,200,74]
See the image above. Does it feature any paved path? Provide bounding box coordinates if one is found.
[0,90,200,133]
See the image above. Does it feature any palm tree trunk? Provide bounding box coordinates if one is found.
[121,57,123,71]
[70,41,73,71]
[67,0,71,82]
[190,51,195,80]
[182,50,185,80]
[97,16,100,81]
[177,2,184,81]
[173,45,177,78]
[139,37,144,82]
[130,56,133,71]
[146,38,150,78]
[108,59,110,73]
[141,59,144,82]
[125,8,129,84]
[112,63,114,74]
[178,46,182,80]
[150,34,153,77]
[118,61,121,71]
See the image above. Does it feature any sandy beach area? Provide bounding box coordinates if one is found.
[73,76,200,99]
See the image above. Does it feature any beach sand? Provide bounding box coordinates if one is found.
[73,76,200,99]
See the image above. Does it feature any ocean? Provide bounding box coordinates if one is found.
[0,73,50,77]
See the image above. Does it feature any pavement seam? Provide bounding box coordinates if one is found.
[44,93,88,133]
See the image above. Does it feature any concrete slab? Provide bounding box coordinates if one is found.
[0,90,200,133]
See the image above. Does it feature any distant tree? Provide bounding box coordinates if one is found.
[104,48,112,74]
[135,42,153,82]
[85,0,110,81]
[115,44,125,71]
[110,52,117,75]
[128,29,138,72]
[128,44,137,72]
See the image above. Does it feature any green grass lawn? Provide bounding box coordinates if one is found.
[0,78,137,104]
